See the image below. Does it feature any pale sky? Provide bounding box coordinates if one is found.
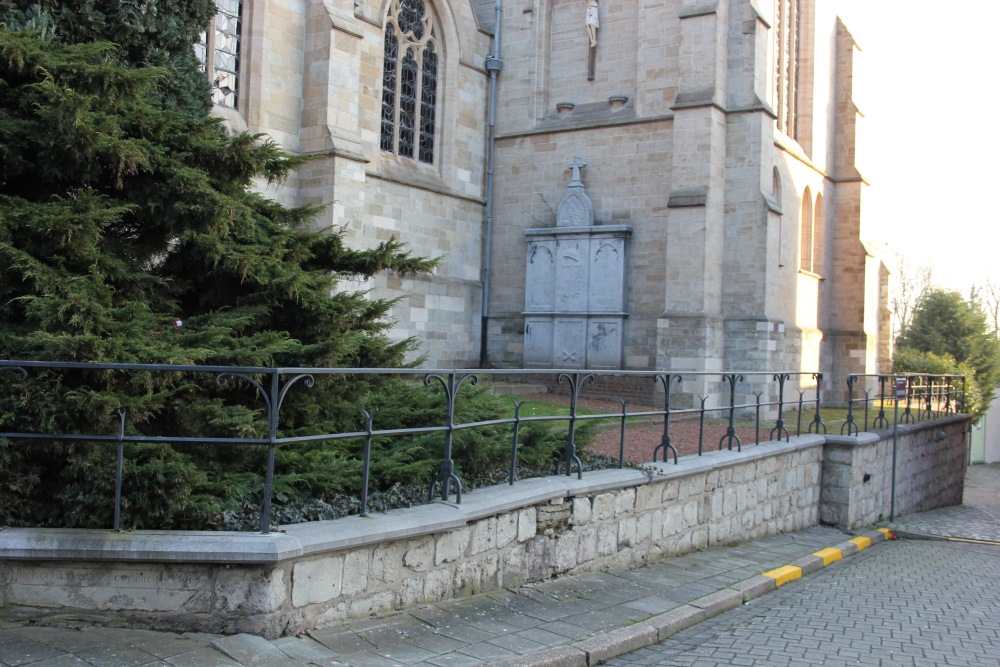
[837,1,999,293]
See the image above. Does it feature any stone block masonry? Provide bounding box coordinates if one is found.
[0,418,970,638]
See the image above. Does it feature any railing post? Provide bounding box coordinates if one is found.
[113,409,126,532]
[555,372,593,478]
[214,368,315,534]
[653,374,680,464]
[360,408,379,516]
[426,372,477,502]
[719,374,743,451]
[769,373,790,442]
[842,375,859,436]
[617,399,628,469]
[922,375,934,420]
[900,375,915,424]
[796,390,805,436]
[509,399,523,485]
[872,375,890,429]
[260,369,280,534]
[754,392,763,444]
[697,395,708,455]
[807,373,826,434]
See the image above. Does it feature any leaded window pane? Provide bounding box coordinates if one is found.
[381,27,398,153]
[398,0,425,39]
[380,0,438,163]
[418,43,437,164]
[399,49,418,159]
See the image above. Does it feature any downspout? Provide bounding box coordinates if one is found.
[480,0,503,368]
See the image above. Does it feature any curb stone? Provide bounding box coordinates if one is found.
[506,528,890,667]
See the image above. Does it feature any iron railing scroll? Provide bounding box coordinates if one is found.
[0,361,965,533]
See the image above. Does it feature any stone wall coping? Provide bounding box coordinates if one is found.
[0,527,303,563]
[824,414,968,447]
[645,434,826,478]
[823,432,881,447]
[0,469,648,565]
[523,225,633,236]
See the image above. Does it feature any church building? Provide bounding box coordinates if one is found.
[198,0,891,399]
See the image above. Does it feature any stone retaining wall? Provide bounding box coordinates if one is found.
[0,419,970,638]
[820,415,968,528]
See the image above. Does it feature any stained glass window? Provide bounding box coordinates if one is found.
[196,1,243,110]
[381,0,438,164]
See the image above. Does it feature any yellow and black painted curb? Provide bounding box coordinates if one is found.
[503,527,899,667]
[761,527,895,588]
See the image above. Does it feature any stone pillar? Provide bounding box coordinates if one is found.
[298,2,370,234]
[822,18,870,404]
[658,1,730,384]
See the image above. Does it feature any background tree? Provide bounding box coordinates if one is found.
[894,288,1000,417]
[889,253,934,343]
[978,276,1000,339]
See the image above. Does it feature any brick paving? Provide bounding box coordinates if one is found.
[887,463,1000,543]
[605,539,1000,666]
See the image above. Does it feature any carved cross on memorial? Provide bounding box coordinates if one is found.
[568,155,586,186]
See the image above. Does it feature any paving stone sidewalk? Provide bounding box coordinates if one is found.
[0,526,865,667]
[3,463,998,667]
[887,462,1000,543]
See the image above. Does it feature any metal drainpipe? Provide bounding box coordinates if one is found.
[480,0,503,368]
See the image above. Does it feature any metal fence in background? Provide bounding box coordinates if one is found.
[841,373,966,435]
[0,361,964,533]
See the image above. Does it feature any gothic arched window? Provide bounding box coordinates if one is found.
[381,0,439,163]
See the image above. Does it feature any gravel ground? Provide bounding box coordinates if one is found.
[519,393,766,465]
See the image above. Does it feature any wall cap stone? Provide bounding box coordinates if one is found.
[0,528,303,563]
[0,470,647,565]
[646,435,824,479]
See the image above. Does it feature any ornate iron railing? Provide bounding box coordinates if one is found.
[0,361,963,533]
[840,373,966,436]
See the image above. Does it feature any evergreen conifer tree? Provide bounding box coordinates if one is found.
[0,0,216,112]
[0,22,442,528]
[895,288,1000,417]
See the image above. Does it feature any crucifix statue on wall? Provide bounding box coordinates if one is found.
[586,0,598,80]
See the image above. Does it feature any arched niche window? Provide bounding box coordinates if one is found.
[812,193,824,275]
[195,0,243,110]
[799,187,814,272]
[381,0,439,164]
[774,0,799,138]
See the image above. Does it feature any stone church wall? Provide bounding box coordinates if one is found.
[219,0,492,367]
[202,0,888,384]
